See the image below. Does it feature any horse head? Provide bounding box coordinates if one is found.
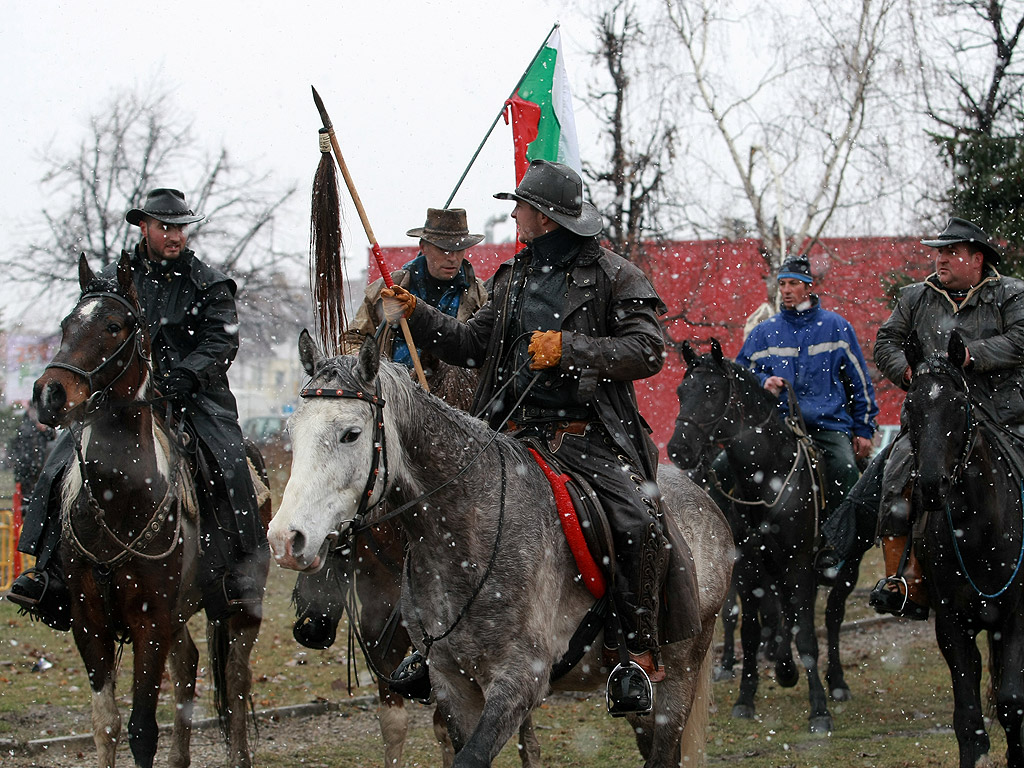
[269,332,390,572]
[33,252,151,427]
[669,337,766,471]
[903,330,973,509]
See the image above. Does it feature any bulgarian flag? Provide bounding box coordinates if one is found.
[503,27,582,184]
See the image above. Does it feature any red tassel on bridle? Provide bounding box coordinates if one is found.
[310,127,346,356]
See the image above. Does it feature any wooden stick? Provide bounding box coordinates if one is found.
[311,85,430,392]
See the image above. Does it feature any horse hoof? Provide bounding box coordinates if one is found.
[808,715,833,734]
[731,704,755,719]
[713,666,735,683]
[829,686,853,702]
[774,659,799,688]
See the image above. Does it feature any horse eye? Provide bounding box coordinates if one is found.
[339,427,362,444]
[107,323,122,334]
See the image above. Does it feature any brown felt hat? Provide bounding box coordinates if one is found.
[126,188,205,226]
[406,208,484,251]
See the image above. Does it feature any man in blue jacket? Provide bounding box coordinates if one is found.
[736,255,879,560]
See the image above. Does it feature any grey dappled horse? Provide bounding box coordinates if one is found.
[269,334,733,768]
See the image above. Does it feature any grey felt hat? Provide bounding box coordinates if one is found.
[494,160,603,237]
[126,188,205,226]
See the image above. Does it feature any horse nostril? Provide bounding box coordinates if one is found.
[290,530,307,558]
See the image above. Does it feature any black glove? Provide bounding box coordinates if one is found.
[161,368,199,408]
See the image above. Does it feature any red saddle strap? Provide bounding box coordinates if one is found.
[528,448,607,599]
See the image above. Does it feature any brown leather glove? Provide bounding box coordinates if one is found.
[381,285,416,322]
[528,330,562,370]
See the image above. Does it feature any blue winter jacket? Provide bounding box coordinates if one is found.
[736,296,879,439]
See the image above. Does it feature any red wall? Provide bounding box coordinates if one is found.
[375,237,934,454]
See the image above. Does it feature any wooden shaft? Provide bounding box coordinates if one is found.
[312,86,429,391]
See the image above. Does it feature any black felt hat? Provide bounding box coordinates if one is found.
[921,217,1002,264]
[494,160,603,237]
[126,188,205,226]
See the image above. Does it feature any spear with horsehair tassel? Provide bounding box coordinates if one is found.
[311,85,430,391]
[309,127,346,355]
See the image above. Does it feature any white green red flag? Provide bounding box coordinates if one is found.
[503,28,582,184]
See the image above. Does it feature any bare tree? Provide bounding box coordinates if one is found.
[7,87,308,344]
[583,1,680,267]
[663,0,904,303]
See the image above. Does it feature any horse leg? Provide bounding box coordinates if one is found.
[714,578,739,681]
[787,577,832,733]
[218,612,261,768]
[516,715,541,768]
[76,620,120,768]
[378,681,409,768]
[127,619,173,768]
[936,614,989,767]
[166,625,199,768]
[732,563,762,719]
[989,623,1024,768]
[823,548,865,702]
[431,706,456,768]
[765,586,796,685]
[443,673,538,768]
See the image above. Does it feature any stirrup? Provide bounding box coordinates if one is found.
[7,569,71,632]
[869,577,928,621]
[389,650,432,703]
[606,661,654,717]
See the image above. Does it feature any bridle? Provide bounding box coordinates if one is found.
[298,382,389,550]
[50,290,187,568]
[45,291,150,417]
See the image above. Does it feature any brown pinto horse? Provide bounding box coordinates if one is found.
[32,253,270,768]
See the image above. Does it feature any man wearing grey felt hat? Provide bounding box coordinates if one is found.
[382,159,702,716]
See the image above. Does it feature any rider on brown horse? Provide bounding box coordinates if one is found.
[7,188,268,629]
[382,160,701,715]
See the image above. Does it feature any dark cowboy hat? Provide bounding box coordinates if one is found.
[921,217,1002,264]
[406,208,484,251]
[494,159,603,237]
[125,188,205,226]
[777,255,813,284]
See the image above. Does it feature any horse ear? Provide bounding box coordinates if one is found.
[710,337,724,364]
[298,329,324,376]
[948,330,967,368]
[357,335,380,382]
[116,251,139,307]
[905,330,925,371]
[681,341,697,368]
[78,253,95,291]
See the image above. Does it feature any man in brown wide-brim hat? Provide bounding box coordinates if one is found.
[344,207,488,371]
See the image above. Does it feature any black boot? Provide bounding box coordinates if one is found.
[389,651,432,702]
[203,569,264,622]
[7,567,71,631]
[606,661,654,716]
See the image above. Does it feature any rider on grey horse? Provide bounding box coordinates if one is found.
[382,160,701,715]
[7,188,268,629]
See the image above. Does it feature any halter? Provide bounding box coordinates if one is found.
[298,383,389,545]
[45,291,150,416]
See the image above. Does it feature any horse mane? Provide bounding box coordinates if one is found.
[703,353,780,412]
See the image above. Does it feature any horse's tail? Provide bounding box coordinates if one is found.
[208,618,232,739]
[680,643,714,767]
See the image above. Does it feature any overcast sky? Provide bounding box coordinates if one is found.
[1,0,603,327]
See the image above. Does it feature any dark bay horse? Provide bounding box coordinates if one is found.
[269,333,733,768]
[904,330,1024,768]
[32,253,269,768]
[668,339,858,733]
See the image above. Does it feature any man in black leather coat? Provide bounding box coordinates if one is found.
[8,188,267,628]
